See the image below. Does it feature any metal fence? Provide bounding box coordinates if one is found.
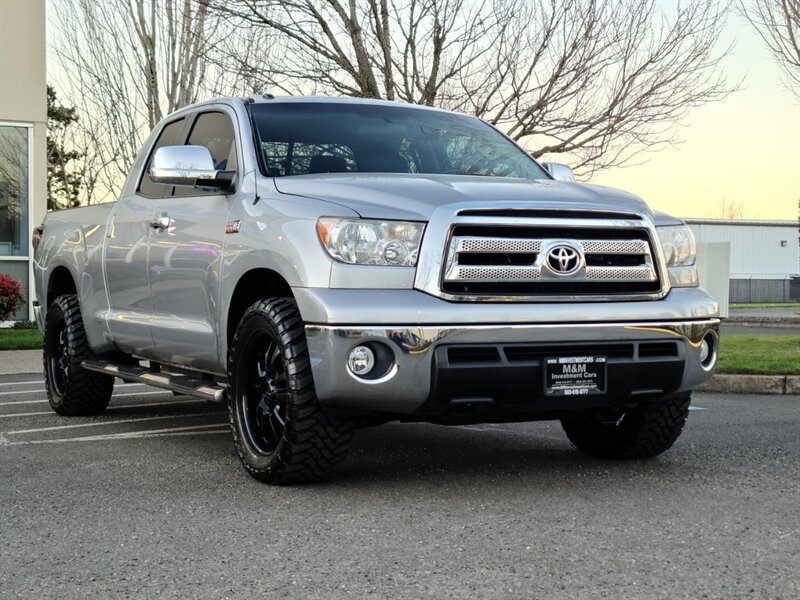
[730,277,799,303]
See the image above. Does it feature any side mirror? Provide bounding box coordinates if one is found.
[542,162,576,182]
[149,145,234,190]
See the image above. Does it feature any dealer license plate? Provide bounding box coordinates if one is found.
[544,356,607,397]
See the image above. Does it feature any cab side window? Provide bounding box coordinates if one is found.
[137,117,186,198]
[173,111,238,197]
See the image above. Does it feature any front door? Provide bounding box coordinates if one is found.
[148,110,240,373]
[104,116,188,357]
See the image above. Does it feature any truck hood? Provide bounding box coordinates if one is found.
[274,173,657,222]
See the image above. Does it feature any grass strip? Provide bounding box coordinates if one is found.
[717,334,800,376]
[0,329,43,351]
[730,303,800,309]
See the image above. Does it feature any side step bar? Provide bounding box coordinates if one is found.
[81,359,226,403]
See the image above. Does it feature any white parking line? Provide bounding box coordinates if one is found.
[1,423,230,446]
[0,380,153,388]
[0,398,203,419]
[0,383,154,396]
[0,389,46,396]
[6,412,226,435]
[454,424,565,442]
[0,390,169,406]
[0,399,51,406]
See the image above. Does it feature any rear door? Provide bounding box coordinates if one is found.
[148,108,239,373]
[104,116,188,357]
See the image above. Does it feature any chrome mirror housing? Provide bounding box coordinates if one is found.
[149,145,234,190]
[542,162,576,182]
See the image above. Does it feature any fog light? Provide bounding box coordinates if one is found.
[699,338,710,363]
[348,345,375,376]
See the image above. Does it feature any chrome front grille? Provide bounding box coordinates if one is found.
[455,237,542,253]
[447,266,542,281]
[440,224,661,298]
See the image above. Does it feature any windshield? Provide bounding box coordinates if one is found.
[249,102,549,180]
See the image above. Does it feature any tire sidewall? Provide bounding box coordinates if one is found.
[228,302,292,476]
[43,297,72,412]
[562,394,690,459]
[42,294,113,416]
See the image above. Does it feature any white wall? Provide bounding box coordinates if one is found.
[0,0,47,321]
[686,220,799,279]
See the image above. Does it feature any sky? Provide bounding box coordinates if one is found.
[591,4,800,221]
[45,1,798,220]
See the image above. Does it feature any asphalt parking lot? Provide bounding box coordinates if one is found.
[0,372,798,599]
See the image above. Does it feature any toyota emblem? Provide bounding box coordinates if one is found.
[546,245,582,275]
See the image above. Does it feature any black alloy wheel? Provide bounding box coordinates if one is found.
[46,315,70,397]
[561,393,692,459]
[43,294,114,416]
[227,298,354,484]
[240,330,290,455]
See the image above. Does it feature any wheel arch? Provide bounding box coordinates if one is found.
[224,268,294,353]
[46,265,78,308]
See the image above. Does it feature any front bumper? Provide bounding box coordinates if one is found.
[306,318,719,417]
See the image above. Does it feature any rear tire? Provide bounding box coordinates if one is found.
[560,393,691,459]
[227,298,353,484]
[43,294,114,416]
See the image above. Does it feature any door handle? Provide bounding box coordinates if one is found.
[149,215,171,230]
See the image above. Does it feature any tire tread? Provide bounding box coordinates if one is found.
[44,295,114,416]
[227,298,353,484]
[561,393,691,459]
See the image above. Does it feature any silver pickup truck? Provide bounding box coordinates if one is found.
[33,96,718,484]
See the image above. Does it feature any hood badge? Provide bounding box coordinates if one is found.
[225,220,242,234]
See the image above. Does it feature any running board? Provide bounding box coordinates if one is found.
[81,359,226,403]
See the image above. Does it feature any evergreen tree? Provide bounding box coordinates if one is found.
[47,85,82,210]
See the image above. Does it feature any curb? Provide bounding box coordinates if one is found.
[697,374,800,395]
[725,317,800,328]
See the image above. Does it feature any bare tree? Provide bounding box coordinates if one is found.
[712,197,750,219]
[49,0,229,204]
[738,0,800,98]
[212,0,735,176]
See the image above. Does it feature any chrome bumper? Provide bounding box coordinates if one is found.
[305,318,719,415]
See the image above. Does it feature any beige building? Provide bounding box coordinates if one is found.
[0,0,46,321]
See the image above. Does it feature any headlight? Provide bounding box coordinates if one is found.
[657,225,696,267]
[316,218,425,266]
[657,225,698,287]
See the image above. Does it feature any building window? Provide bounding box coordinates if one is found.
[0,124,30,321]
[0,125,29,257]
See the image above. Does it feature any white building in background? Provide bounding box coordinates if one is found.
[686,219,800,303]
[0,0,47,322]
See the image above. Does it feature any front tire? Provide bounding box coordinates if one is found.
[43,294,114,416]
[227,298,353,484]
[560,393,691,459]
